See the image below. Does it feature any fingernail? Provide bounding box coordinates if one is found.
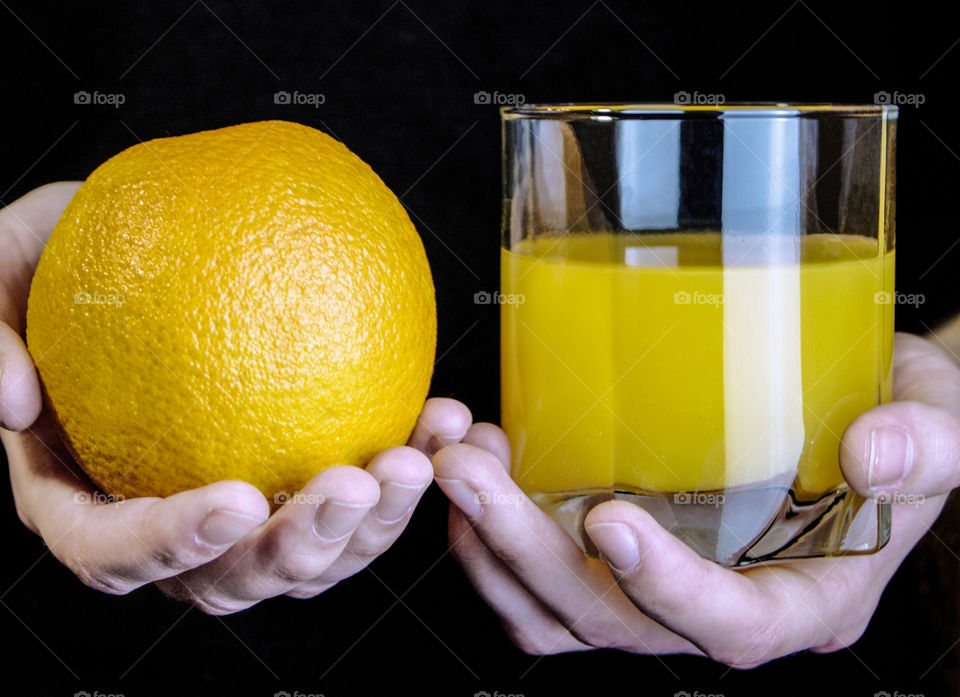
[586,523,641,572]
[442,430,469,439]
[313,500,371,542]
[867,426,914,491]
[198,509,265,546]
[375,481,426,524]
[435,477,483,519]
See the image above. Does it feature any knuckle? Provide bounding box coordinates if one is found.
[345,535,389,559]
[155,578,190,603]
[0,222,24,258]
[707,625,783,668]
[257,521,327,585]
[448,532,505,578]
[163,578,252,616]
[150,544,197,574]
[272,565,313,586]
[568,626,626,651]
[284,585,328,600]
[642,586,695,621]
[72,564,136,596]
[812,624,869,653]
[479,535,527,568]
[269,550,323,585]
[52,540,136,595]
[13,499,38,534]
[507,629,564,656]
[193,595,249,616]
[447,532,473,562]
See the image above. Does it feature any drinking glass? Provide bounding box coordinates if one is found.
[500,103,897,566]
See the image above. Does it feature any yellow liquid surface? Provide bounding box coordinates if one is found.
[501,232,894,498]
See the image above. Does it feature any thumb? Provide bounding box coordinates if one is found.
[0,181,82,431]
[0,322,42,430]
[840,333,960,499]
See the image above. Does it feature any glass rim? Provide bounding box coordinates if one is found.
[501,102,899,120]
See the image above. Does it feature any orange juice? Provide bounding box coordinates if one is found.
[501,232,894,501]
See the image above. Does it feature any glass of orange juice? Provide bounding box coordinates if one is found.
[500,103,897,566]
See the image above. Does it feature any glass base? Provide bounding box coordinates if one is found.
[530,476,891,567]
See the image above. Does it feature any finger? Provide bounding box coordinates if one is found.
[432,442,693,653]
[927,313,960,364]
[0,182,82,430]
[446,423,589,653]
[288,446,432,595]
[66,482,268,593]
[17,425,270,595]
[461,421,512,471]
[5,414,265,586]
[447,499,590,655]
[407,397,472,457]
[841,333,960,498]
[3,419,269,593]
[0,181,82,270]
[584,501,852,667]
[0,322,42,430]
[163,465,378,614]
[365,446,432,526]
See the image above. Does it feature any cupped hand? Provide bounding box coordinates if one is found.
[0,182,472,614]
[433,332,958,666]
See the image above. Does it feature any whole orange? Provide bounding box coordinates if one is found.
[26,120,436,502]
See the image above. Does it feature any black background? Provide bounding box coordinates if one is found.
[2,1,959,696]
